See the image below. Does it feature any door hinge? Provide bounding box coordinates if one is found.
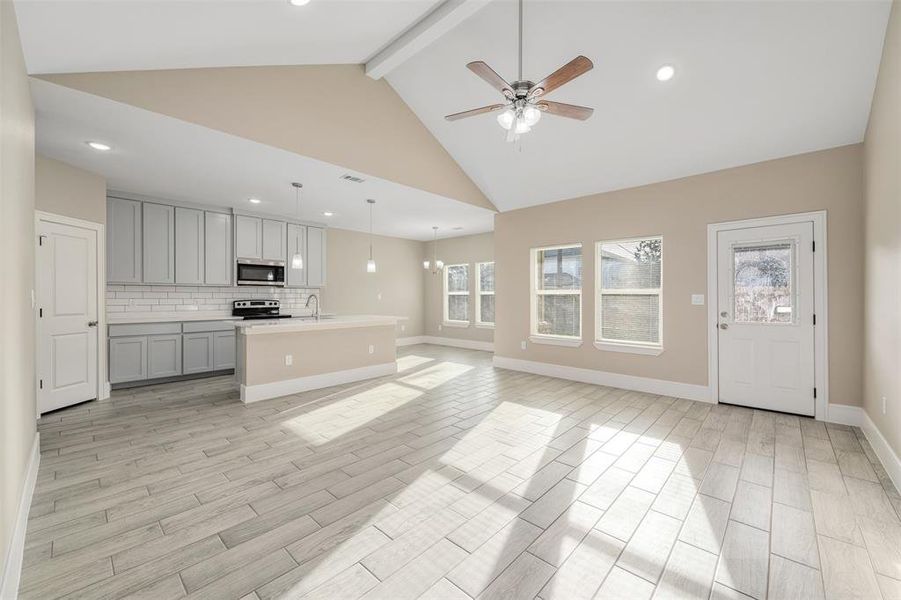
[39,308,43,318]
[813,313,816,325]
[812,240,816,252]
[39,379,43,390]
[813,387,817,399]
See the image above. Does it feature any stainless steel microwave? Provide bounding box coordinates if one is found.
[236,259,285,286]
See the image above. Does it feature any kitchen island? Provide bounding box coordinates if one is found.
[234,315,399,403]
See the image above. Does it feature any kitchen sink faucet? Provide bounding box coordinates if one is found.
[305,294,319,318]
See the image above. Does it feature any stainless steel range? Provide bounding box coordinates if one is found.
[232,299,293,320]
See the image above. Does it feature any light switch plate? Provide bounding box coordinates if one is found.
[285,354,293,366]
[691,294,705,306]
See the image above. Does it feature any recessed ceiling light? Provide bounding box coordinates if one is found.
[248,197,261,204]
[323,211,334,217]
[86,141,111,151]
[656,64,675,82]
[288,0,311,6]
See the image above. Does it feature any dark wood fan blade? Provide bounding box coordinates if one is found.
[445,104,507,121]
[538,101,594,121]
[467,62,514,99]
[529,55,593,98]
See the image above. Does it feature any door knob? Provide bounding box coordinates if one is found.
[87,321,98,327]
[719,323,728,330]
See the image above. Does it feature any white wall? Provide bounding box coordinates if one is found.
[0,0,37,591]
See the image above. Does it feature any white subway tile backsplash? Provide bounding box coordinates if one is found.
[106,284,318,319]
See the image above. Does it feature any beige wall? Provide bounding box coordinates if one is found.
[322,228,425,338]
[35,155,106,223]
[0,0,36,588]
[423,232,494,345]
[495,144,864,408]
[239,326,396,386]
[864,0,901,456]
[40,66,494,212]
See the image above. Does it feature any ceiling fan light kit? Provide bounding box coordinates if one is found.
[445,0,594,142]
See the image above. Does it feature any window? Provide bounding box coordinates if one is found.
[530,245,582,345]
[596,237,662,353]
[476,262,495,327]
[732,241,794,324]
[443,263,470,325]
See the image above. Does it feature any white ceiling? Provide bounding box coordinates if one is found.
[17,0,892,215]
[387,0,891,210]
[14,0,441,74]
[33,79,495,241]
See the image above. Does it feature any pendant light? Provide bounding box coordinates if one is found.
[423,226,444,274]
[291,182,303,269]
[366,199,377,273]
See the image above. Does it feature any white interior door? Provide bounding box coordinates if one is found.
[716,222,815,416]
[37,219,98,413]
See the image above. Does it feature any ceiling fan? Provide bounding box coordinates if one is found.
[445,0,594,142]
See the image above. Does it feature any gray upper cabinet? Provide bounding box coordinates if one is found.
[107,197,142,283]
[235,215,262,259]
[307,226,327,287]
[175,207,205,285]
[262,219,287,261]
[204,212,232,285]
[286,223,307,287]
[142,203,175,284]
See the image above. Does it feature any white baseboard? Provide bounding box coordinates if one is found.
[1,432,40,600]
[493,355,712,403]
[826,403,864,427]
[240,362,397,403]
[396,336,427,347]
[861,410,901,494]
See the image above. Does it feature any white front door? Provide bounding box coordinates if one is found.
[716,222,815,416]
[37,219,98,413]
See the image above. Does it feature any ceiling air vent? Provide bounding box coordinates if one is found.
[339,174,366,184]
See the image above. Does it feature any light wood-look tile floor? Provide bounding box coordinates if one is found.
[21,345,901,600]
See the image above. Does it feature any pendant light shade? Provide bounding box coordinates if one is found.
[291,182,303,269]
[366,199,376,274]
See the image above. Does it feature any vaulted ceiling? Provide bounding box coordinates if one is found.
[16,0,892,222]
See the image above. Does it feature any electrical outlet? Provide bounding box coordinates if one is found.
[401,324,406,332]
[285,354,293,366]
[521,341,527,351]
[438,324,442,331]
[691,294,705,306]
[368,345,375,355]
[883,396,887,415]
[377,292,382,301]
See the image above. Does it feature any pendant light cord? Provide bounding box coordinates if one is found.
[369,201,373,260]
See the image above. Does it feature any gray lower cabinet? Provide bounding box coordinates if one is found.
[213,330,236,370]
[109,321,235,385]
[147,334,182,378]
[182,332,214,374]
[109,336,148,383]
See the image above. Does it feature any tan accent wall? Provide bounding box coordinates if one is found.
[239,326,396,386]
[322,228,426,338]
[39,66,494,212]
[0,0,36,583]
[423,232,494,344]
[495,145,864,408]
[35,155,107,224]
[864,0,901,456]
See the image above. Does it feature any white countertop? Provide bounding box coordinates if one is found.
[108,310,311,324]
[235,314,400,335]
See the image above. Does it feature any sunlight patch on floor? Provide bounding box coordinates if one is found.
[395,354,435,373]
[398,361,473,390]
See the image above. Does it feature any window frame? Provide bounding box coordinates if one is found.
[529,243,583,347]
[475,261,495,328]
[443,263,470,327]
[595,236,664,355]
